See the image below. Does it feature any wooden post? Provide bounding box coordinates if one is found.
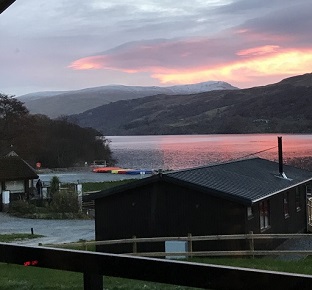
[132,235,137,254]
[249,231,255,259]
[188,233,193,259]
[83,272,103,290]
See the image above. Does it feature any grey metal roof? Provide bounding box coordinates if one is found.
[85,157,312,205]
[166,157,312,204]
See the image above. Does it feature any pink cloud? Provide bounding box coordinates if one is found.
[237,45,280,56]
[68,35,312,88]
[68,38,237,72]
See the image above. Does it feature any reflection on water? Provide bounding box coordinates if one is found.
[108,134,312,170]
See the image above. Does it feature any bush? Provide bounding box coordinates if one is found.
[9,200,37,215]
[49,191,79,213]
[50,176,60,197]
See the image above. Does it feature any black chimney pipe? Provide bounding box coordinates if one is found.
[278,136,283,175]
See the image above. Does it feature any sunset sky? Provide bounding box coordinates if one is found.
[1,0,312,96]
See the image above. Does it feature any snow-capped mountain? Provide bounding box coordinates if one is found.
[17,81,238,118]
[165,81,237,94]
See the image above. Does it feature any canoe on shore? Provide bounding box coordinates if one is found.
[92,167,122,173]
[93,167,153,175]
[123,169,154,175]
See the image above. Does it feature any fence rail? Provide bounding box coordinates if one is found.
[51,232,312,258]
[1,242,312,290]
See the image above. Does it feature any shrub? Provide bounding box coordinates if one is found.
[9,200,37,215]
[50,176,60,197]
[49,191,79,213]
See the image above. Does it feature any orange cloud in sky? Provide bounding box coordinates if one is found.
[69,47,312,88]
[237,45,280,56]
[153,48,312,86]
[69,56,105,70]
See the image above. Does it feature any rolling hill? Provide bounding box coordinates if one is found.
[17,81,237,118]
[68,73,312,135]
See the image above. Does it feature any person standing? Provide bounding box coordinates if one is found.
[36,179,42,198]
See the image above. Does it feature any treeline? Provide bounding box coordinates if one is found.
[0,93,115,168]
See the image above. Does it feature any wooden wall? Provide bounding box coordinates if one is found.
[94,181,308,253]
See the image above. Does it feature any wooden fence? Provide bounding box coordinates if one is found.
[307,198,312,231]
[1,242,312,290]
[52,232,312,258]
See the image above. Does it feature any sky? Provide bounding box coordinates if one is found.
[1,0,312,96]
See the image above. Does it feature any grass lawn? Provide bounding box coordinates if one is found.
[189,257,312,275]
[0,263,199,290]
[0,233,43,243]
[1,256,312,289]
[0,264,83,290]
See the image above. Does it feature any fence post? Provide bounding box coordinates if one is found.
[83,272,103,290]
[249,231,255,259]
[83,241,87,251]
[188,233,193,259]
[77,183,83,212]
[132,235,137,254]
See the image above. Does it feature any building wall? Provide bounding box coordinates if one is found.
[95,181,247,253]
[5,180,25,193]
[246,184,307,249]
[0,182,2,211]
[0,179,33,210]
[95,181,308,253]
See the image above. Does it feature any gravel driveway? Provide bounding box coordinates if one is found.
[0,212,95,246]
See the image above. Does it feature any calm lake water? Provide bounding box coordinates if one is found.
[107,134,312,170]
[39,134,312,183]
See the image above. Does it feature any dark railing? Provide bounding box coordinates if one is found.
[1,242,312,290]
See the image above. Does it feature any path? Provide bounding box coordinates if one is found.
[0,212,95,246]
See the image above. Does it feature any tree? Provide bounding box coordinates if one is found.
[0,93,115,168]
[0,93,29,151]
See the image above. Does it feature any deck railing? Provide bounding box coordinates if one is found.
[1,242,312,290]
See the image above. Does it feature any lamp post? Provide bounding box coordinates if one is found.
[0,0,16,14]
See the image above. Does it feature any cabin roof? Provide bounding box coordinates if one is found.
[0,155,38,181]
[165,157,312,204]
[84,157,312,205]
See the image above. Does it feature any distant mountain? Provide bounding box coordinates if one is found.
[68,73,312,135]
[18,91,67,102]
[17,81,238,118]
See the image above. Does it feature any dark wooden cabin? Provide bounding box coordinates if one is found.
[84,157,312,253]
[0,154,38,211]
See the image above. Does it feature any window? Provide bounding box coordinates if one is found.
[283,192,290,218]
[247,206,253,219]
[259,200,270,230]
[295,188,301,212]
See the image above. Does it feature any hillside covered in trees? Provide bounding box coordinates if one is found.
[0,93,114,168]
[69,73,312,135]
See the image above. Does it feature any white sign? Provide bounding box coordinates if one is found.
[2,190,10,204]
